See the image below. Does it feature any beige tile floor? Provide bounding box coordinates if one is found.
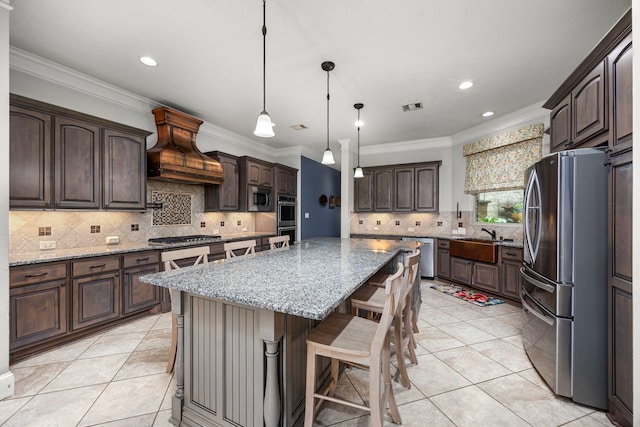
[1,279,615,426]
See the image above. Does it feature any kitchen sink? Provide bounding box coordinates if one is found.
[449,238,499,263]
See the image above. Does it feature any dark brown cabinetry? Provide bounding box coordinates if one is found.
[71,256,121,331]
[122,252,161,315]
[274,164,298,196]
[450,257,472,285]
[9,106,52,209]
[373,169,393,211]
[436,239,451,280]
[9,95,150,211]
[9,263,68,351]
[354,161,440,213]
[473,263,499,293]
[354,170,373,212]
[500,247,523,300]
[550,95,571,152]
[103,129,147,210]
[204,152,240,211]
[544,10,632,425]
[243,157,273,188]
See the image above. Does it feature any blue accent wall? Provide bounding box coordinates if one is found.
[300,156,341,239]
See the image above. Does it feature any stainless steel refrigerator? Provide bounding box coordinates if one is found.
[521,148,608,410]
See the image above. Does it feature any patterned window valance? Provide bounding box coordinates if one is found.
[464,123,544,194]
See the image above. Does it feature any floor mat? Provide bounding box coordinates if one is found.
[429,283,504,306]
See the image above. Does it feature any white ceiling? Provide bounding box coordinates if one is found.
[8,0,631,151]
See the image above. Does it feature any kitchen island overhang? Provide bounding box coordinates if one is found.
[140,238,417,427]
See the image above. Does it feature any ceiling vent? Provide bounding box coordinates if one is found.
[290,124,308,130]
[402,102,423,112]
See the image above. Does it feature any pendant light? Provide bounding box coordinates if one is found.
[321,61,335,164]
[253,0,275,138]
[353,103,364,178]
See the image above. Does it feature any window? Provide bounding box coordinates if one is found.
[475,189,523,224]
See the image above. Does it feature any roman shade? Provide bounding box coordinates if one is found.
[464,123,544,194]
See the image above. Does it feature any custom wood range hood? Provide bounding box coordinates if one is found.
[147,106,224,185]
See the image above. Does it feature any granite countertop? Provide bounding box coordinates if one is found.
[140,237,417,320]
[350,233,524,248]
[9,232,276,267]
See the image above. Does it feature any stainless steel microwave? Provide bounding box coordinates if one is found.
[248,186,272,212]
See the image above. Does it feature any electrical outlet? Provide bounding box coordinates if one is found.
[213,229,220,234]
[242,227,248,232]
[373,226,380,231]
[458,227,466,235]
[105,236,119,245]
[407,227,415,232]
[39,240,56,250]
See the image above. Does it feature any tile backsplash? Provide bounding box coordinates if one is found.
[350,211,523,242]
[9,181,258,254]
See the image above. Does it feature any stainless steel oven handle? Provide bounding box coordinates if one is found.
[520,266,555,293]
[521,294,554,326]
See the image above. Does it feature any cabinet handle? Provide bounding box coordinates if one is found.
[89,263,106,269]
[506,251,517,256]
[25,272,48,278]
[136,257,150,262]
[115,272,119,277]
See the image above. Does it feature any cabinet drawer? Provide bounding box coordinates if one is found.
[72,256,120,277]
[10,263,67,288]
[437,239,450,249]
[122,251,160,268]
[500,247,523,261]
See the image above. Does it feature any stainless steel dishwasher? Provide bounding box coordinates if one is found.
[401,237,434,279]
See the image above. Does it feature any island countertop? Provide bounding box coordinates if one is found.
[139,237,417,320]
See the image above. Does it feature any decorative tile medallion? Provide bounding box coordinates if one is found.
[152,191,192,226]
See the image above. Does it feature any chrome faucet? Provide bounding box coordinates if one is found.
[481,228,497,240]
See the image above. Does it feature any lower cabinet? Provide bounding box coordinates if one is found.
[71,256,121,331]
[473,262,499,293]
[9,262,68,351]
[451,257,473,285]
[122,251,161,315]
[436,239,451,280]
[500,247,523,300]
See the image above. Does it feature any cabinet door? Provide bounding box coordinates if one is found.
[247,160,273,187]
[608,150,633,425]
[103,129,146,210]
[54,117,101,209]
[72,271,120,330]
[572,61,607,145]
[451,258,472,285]
[608,34,633,156]
[286,170,297,195]
[437,248,450,280]
[394,167,414,211]
[206,155,240,211]
[122,264,161,315]
[354,170,373,212]
[502,261,522,300]
[473,262,499,293]
[10,279,68,350]
[10,106,53,209]
[373,169,393,211]
[550,95,571,152]
[415,165,439,212]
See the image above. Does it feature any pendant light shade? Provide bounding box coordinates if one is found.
[353,103,364,178]
[253,0,275,138]
[321,61,335,165]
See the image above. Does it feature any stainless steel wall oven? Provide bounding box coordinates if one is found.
[277,195,296,242]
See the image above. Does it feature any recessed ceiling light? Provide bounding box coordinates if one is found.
[458,81,473,90]
[139,56,158,67]
[482,111,494,117]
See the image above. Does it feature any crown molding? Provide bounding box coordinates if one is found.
[0,0,14,11]
[451,101,549,146]
[361,136,452,156]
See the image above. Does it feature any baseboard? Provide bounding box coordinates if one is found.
[0,370,15,400]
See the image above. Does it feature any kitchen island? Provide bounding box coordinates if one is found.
[140,237,417,427]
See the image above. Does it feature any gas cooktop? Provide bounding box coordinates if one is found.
[148,235,222,246]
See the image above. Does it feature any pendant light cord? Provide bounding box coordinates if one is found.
[326,70,330,149]
[261,0,267,112]
[357,109,360,161]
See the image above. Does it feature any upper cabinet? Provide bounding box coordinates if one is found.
[9,95,151,211]
[354,161,440,213]
[274,164,298,196]
[204,151,240,211]
[608,33,633,155]
[242,157,273,188]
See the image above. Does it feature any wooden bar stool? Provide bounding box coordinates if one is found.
[161,246,210,373]
[223,239,256,258]
[350,250,421,389]
[304,263,405,427]
[268,235,290,250]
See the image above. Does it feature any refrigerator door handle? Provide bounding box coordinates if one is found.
[524,169,541,264]
[520,266,555,293]
[521,292,555,326]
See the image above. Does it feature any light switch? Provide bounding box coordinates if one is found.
[305,212,310,218]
